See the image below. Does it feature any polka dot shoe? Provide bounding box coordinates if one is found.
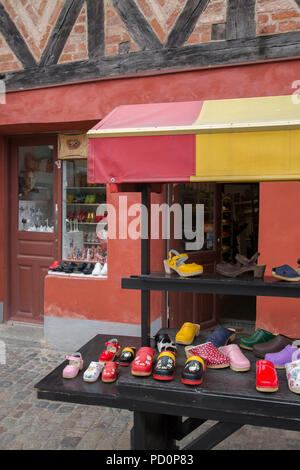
[185,341,230,369]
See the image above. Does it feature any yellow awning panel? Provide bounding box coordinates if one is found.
[193,129,300,182]
[192,95,300,182]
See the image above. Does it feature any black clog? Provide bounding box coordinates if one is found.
[118,347,136,366]
[181,355,206,386]
[154,333,177,354]
[153,351,176,381]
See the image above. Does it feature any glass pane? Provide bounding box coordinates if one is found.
[18,146,54,232]
[177,183,215,252]
[62,160,107,269]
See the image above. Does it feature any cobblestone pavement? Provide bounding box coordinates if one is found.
[0,328,299,450]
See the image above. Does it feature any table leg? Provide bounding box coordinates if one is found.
[131,411,179,450]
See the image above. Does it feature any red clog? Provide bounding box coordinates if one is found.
[131,347,156,377]
[256,359,279,392]
[102,361,118,383]
[99,338,120,363]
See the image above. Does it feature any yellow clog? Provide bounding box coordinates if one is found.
[163,250,203,277]
[175,322,200,345]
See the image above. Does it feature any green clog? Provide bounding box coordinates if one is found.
[239,328,276,351]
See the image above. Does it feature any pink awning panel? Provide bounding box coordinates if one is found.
[87,101,203,184]
[88,134,196,184]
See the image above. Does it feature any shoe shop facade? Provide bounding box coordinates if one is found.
[1,0,300,349]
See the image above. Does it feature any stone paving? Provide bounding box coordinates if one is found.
[0,327,299,450]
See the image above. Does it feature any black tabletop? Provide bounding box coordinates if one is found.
[35,331,300,430]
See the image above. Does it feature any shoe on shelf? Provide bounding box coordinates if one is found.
[185,342,230,369]
[181,355,207,386]
[253,334,295,358]
[216,252,266,278]
[256,360,279,392]
[219,344,251,372]
[206,326,236,348]
[163,249,203,277]
[92,262,102,276]
[102,361,119,383]
[118,347,136,366]
[83,263,95,275]
[175,322,200,345]
[131,347,156,377]
[265,341,300,369]
[153,351,176,381]
[154,332,177,354]
[99,339,120,363]
[272,263,300,282]
[83,361,104,382]
[100,262,107,276]
[239,328,276,351]
[49,260,60,271]
[62,352,83,379]
[286,359,300,394]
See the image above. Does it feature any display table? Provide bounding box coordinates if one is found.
[35,330,300,450]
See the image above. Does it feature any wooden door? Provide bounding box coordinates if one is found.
[168,183,222,330]
[9,136,61,323]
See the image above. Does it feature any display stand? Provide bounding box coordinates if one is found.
[35,184,300,450]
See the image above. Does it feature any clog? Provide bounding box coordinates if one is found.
[118,347,136,366]
[99,338,120,363]
[175,322,200,345]
[181,356,206,386]
[256,360,279,392]
[154,333,177,353]
[253,334,294,358]
[102,361,119,383]
[272,264,300,282]
[164,250,203,277]
[62,352,83,379]
[185,342,230,369]
[265,341,300,369]
[83,361,104,382]
[153,351,176,381]
[286,359,300,394]
[207,326,236,348]
[219,344,250,372]
[239,328,276,351]
[131,347,156,377]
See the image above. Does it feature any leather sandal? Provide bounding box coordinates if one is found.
[164,250,203,277]
[216,252,266,279]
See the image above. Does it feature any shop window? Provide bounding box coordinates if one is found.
[62,159,107,271]
[18,145,54,232]
[177,183,215,252]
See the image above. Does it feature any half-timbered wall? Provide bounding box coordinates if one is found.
[1,1,300,90]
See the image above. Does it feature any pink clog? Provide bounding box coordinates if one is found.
[219,344,251,372]
[62,352,83,379]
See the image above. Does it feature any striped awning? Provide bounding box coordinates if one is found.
[87,95,300,184]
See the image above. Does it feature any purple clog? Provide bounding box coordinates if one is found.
[265,342,300,369]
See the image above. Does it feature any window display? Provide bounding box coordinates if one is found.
[62,159,107,273]
[18,145,54,232]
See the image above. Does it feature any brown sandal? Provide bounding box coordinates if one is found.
[216,252,266,279]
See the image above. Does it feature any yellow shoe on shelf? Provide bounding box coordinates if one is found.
[175,322,200,345]
[163,250,203,278]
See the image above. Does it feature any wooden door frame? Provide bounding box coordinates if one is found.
[4,134,62,323]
